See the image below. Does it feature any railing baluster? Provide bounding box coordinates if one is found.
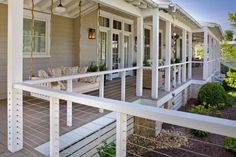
[99,75,104,113]
[116,112,127,157]
[121,71,126,101]
[67,79,72,127]
[50,97,60,157]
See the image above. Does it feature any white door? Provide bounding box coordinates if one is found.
[112,33,120,78]
[124,34,132,75]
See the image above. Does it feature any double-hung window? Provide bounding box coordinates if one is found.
[23,11,50,58]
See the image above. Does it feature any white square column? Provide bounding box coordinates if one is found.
[165,21,171,92]
[151,9,160,99]
[182,29,187,83]
[7,0,24,152]
[136,17,144,96]
[203,28,209,80]
[188,32,192,80]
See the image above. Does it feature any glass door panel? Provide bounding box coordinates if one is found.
[99,31,108,65]
[112,33,120,78]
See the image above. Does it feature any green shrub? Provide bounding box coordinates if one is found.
[224,137,236,152]
[175,58,181,63]
[189,104,212,115]
[143,59,151,66]
[224,72,236,89]
[88,62,99,72]
[198,82,227,108]
[97,142,116,157]
[191,129,208,137]
[99,63,107,71]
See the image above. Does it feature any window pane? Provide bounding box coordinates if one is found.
[124,23,131,32]
[99,32,107,64]
[23,18,46,54]
[113,20,122,30]
[99,17,109,27]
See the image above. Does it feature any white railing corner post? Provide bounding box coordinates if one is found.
[67,79,72,127]
[8,88,23,152]
[50,97,60,157]
[121,71,126,101]
[116,112,127,157]
[7,0,24,153]
[99,75,105,113]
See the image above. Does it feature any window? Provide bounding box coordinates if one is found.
[124,23,131,32]
[144,29,151,60]
[113,20,122,30]
[23,11,50,57]
[99,17,109,28]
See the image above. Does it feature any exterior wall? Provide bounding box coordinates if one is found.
[0,4,77,99]
[79,10,98,67]
[0,4,7,99]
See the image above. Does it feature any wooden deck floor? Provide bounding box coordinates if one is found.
[0,76,193,157]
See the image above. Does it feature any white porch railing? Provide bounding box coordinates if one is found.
[14,82,236,157]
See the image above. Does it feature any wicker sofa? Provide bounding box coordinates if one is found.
[31,66,99,100]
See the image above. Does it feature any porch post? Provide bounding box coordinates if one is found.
[7,0,24,152]
[209,36,212,78]
[182,29,187,83]
[165,20,171,92]
[203,28,208,80]
[50,97,60,157]
[152,9,159,99]
[188,32,192,80]
[136,16,144,96]
[116,112,127,157]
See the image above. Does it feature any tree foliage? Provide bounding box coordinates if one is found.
[228,13,236,29]
[224,30,234,41]
[221,41,236,62]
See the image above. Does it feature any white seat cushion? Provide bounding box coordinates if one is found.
[72,82,99,93]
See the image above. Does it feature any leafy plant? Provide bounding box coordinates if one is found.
[189,104,212,115]
[214,110,222,118]
[171,59,175,64]
[175,58,181,63]
[224,72,236,89]
[99,63,107,71]
[88,62,99,72]
[191,129,208,137]
[224,137,236,152]
[198,82,227,108]
[143,59,151,66]
[97,142,116,157]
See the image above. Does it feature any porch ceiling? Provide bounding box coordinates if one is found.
[0,0,98,18]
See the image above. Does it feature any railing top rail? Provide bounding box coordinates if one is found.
[14,83,236,138]
[24,66,141,85]
[221,62,236,71]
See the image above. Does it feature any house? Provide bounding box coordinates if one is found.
[0,0,235,157]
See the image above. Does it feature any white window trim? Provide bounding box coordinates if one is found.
[23,10,51,58]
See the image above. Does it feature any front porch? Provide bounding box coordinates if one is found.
[1,0,230,157]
